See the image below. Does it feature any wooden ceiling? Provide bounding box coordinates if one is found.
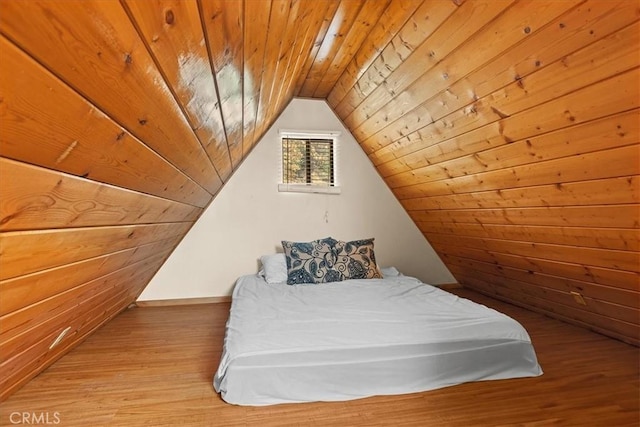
[1,0,638,400]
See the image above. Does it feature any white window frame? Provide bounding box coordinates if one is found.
[278,129,341,194]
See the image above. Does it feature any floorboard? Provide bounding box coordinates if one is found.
[1,288,638,426]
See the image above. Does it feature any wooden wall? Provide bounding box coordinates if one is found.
[0,0,638,401]
[326,0,640,346]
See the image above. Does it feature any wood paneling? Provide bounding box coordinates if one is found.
[351,0,600,143]
[383,110,639,184]
[418,222,639,252]
[393,144,639,199]
[331,0,461,118]
[0,35,211,207]
[427,232,639,273]
[123,0,233,181]
[0,239,178,316]
[454,272,639,345]
[294,0,341,96]
[298,0,366,97]
[1,252,169,362]
[251,0,294,144]
[327,0,639,347]
[0,0,222,194]
[439,246,638,292]
[0,159,201,231]
[0,262,162,401]
[327,0,424,108]
[199,0,244,168]
[366,0,640,161]
[252,0,337,142]
[369,65,639,167]
[0,223,189,280]
[266,1,326,126]
[0,0,638,401]
[413,205,639,229]
[242,0,272,154]
[255,0,306,137]
[404,176,639,211]
[311,0,390,98]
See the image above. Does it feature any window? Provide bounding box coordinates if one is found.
[282,138,333,185]
[279,130,341,194]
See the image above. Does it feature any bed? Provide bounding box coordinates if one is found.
[213,271,543,406]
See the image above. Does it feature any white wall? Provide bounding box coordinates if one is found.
[138,99,454,301]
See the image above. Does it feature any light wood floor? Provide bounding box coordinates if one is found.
[1,289,638,426]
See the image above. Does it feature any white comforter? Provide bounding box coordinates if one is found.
[214,274,542,405]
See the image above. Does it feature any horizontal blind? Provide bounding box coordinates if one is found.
[282,138,334,185]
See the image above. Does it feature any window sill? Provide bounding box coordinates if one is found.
[278,184,341,195]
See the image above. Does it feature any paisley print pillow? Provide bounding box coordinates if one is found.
[281,237,340,285]
[333,238,382,281]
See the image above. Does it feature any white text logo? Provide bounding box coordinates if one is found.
[9,412,61,425]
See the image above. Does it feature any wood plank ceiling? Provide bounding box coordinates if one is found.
[0,0,638,400]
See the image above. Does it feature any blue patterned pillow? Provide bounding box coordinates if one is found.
[333,238,382,281]
[281,237,341,285]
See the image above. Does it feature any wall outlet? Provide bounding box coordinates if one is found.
[49,326,72,350]
[570,291,587,306]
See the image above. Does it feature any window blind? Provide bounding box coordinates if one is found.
[282,137,334,186]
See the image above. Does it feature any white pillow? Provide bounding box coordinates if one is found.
[380,266,401,278]
[259,253,288,284]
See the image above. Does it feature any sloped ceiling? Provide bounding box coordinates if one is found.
[0,0,638,400]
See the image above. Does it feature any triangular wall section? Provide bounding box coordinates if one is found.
[138,99,454,301]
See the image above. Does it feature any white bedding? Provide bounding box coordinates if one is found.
[214,274,542,405]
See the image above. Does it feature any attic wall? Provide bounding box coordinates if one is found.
[138,98,454,301]
[326,0,640,345]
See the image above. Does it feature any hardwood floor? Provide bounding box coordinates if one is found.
[1,288,637,426]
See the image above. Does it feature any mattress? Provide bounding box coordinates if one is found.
[214,274,542,405]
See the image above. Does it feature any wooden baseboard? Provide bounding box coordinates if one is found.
[135,296,231,307]
[436,283,463,290]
